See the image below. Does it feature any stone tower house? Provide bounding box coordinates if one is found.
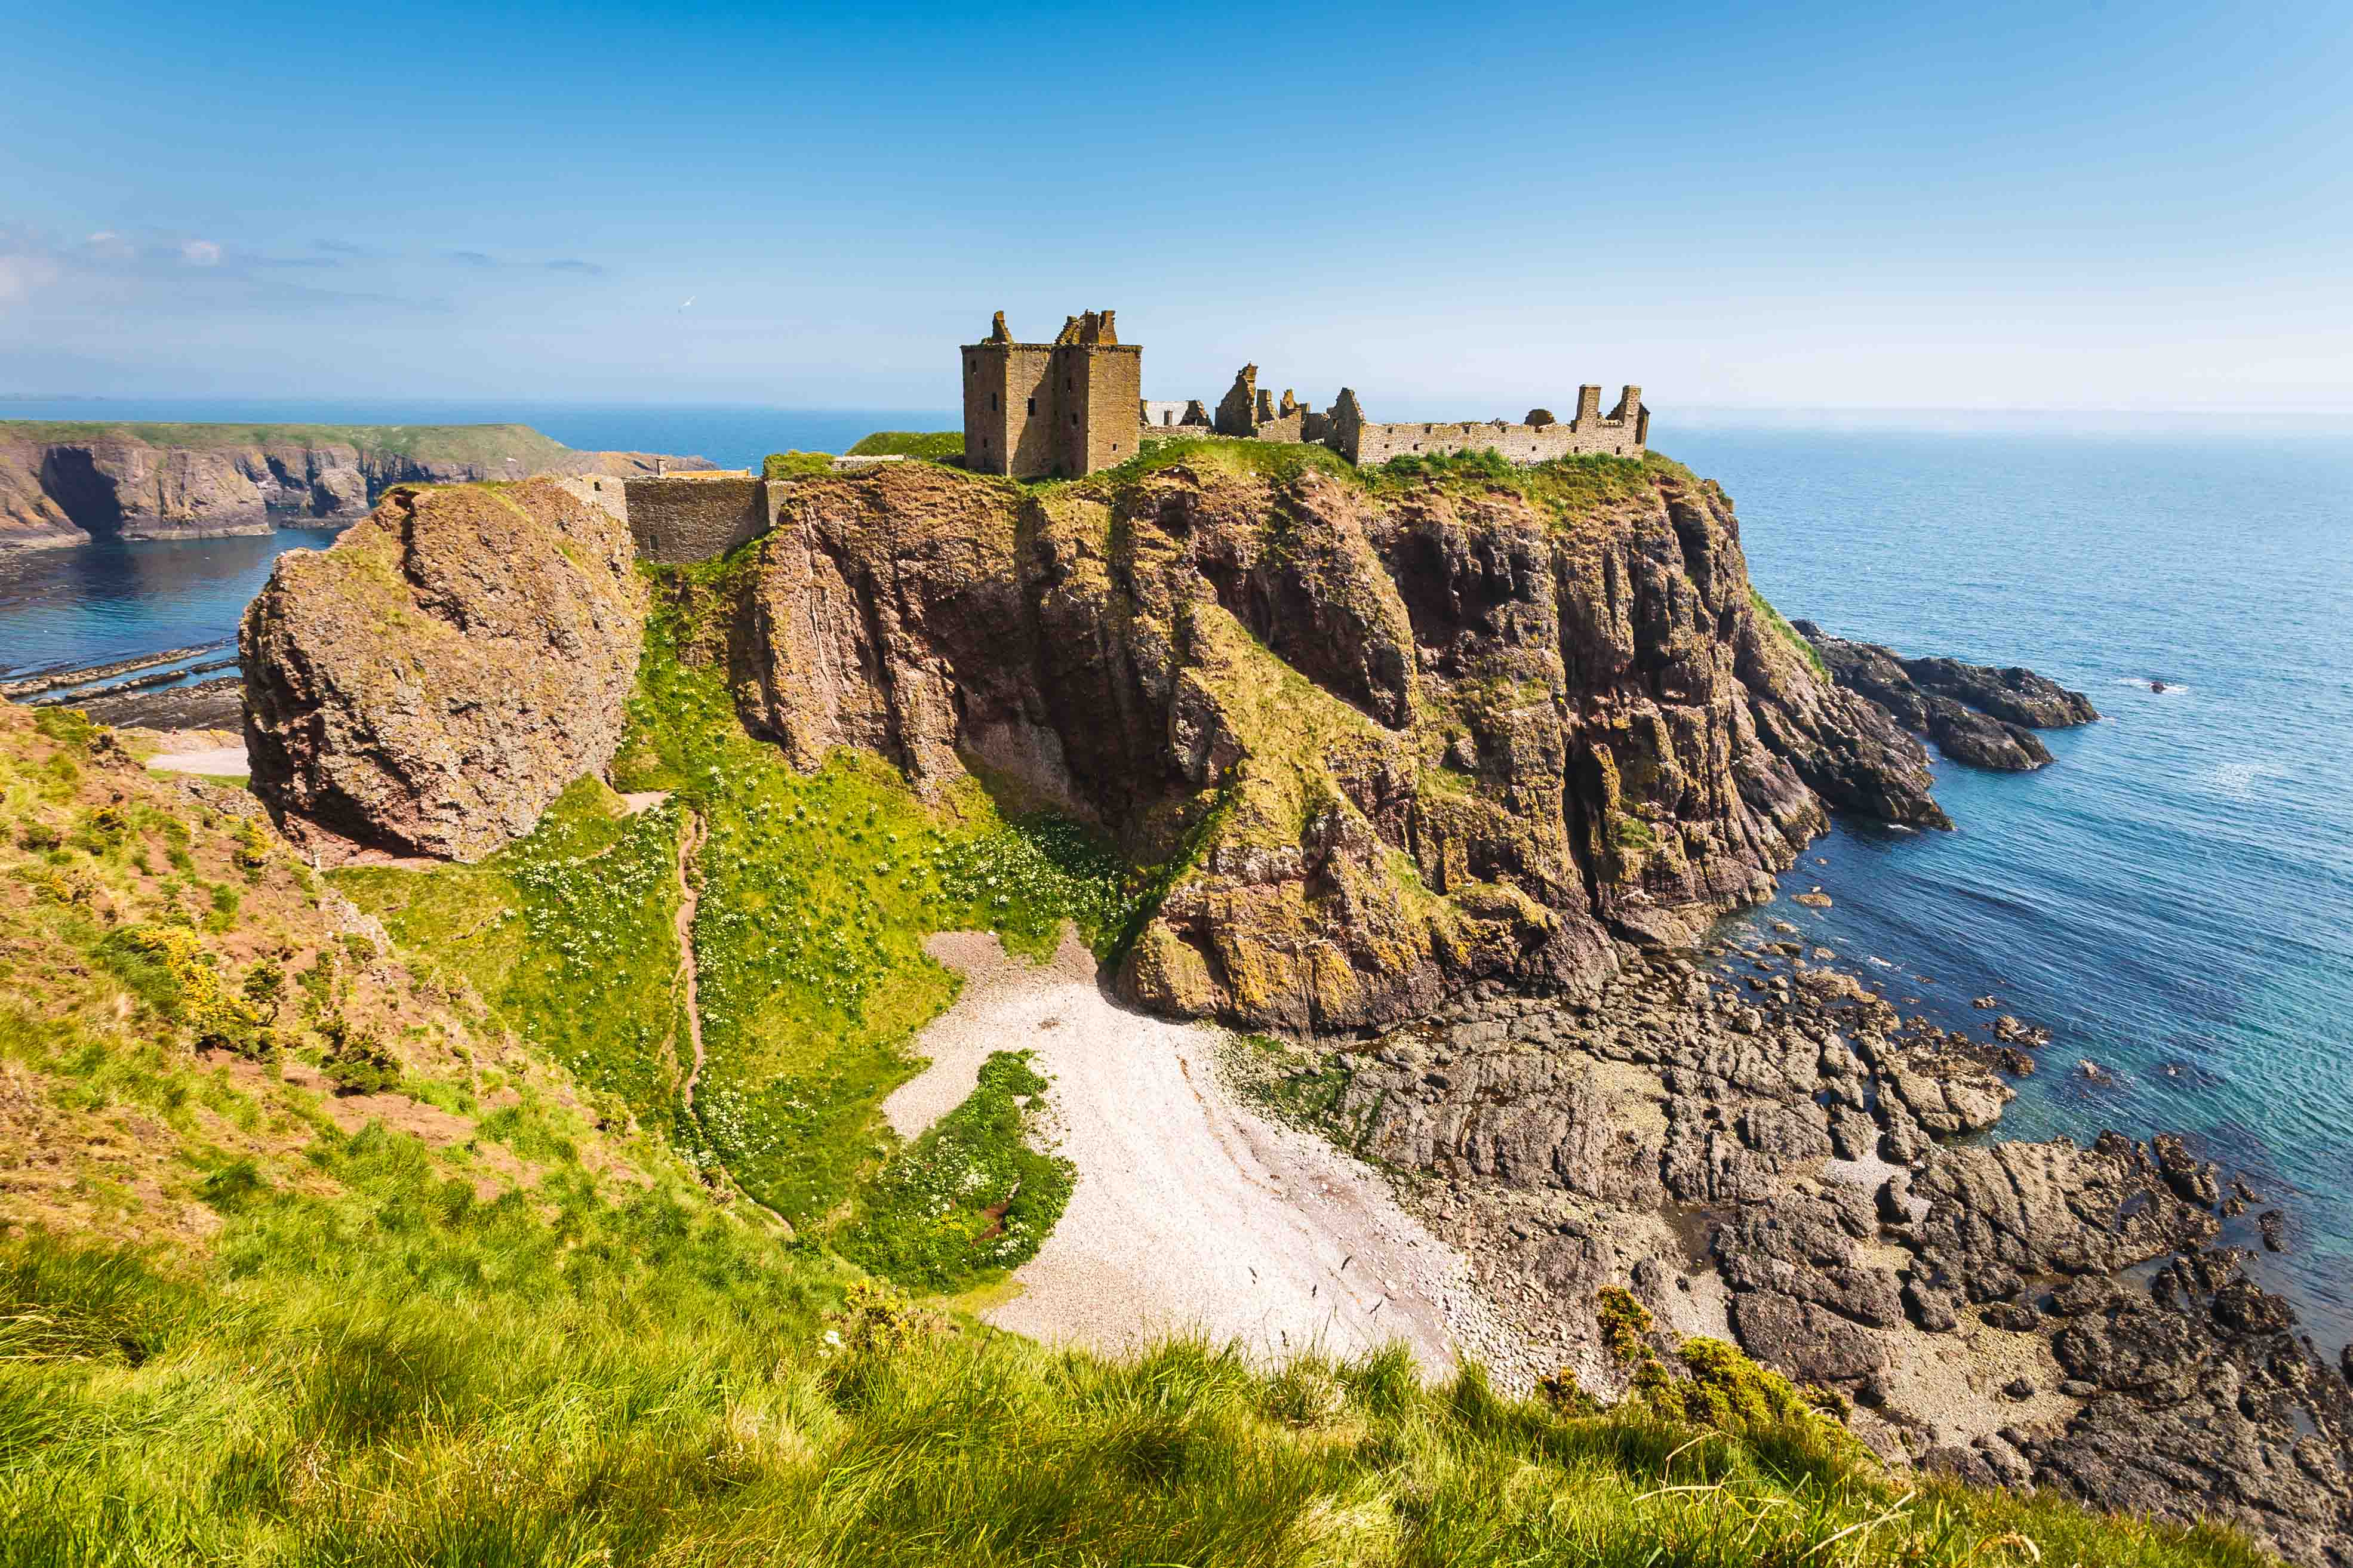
[962,309,1143,479]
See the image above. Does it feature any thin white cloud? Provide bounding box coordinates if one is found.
[180,239,222,267]
[0,226,63,305]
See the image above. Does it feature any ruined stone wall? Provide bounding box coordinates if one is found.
[551,473,629,527]
[1140,400,1202,429]
[1333,384,1646,466]
[625,476,767,563]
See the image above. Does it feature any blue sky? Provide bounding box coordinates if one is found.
[3,0,2350,413]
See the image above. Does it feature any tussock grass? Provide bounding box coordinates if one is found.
[0,1138,2265,1566]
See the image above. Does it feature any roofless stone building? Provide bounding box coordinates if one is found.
[962,308,1647,479]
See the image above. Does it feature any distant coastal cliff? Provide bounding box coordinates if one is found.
[0,421,716,548]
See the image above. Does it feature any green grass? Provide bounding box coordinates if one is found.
[334,778,688,1132]
[595,573,1131,1224]
[1749,586,1831,677]
[0,1131,2267,1567]
[1075,432,1357,495]
[846,430,965,462]
[1610,812,1660,851]
[836,1050,1074,1293]
[764,449,836,479]
[0,419,583,469]
[336,555,1140,1233]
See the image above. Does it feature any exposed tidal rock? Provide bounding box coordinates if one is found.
[1792,621,2097,772]
[691,460,1939,1031]
[1240,939,2352,1565]
[241,480,647,860]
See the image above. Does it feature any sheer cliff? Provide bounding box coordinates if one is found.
[725,454,1940,1030]
[245,448,1944,1031]
[0,420,713,547]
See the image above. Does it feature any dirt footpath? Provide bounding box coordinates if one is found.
[885,930,1523,1376]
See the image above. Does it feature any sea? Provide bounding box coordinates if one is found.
[4,401,2348,1352]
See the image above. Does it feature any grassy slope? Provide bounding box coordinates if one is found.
[337,556,1136,1273]
[0,506,2276,1565]
[0,420,581,467]
[603,574,1135,1231]
[332,779,689,1135]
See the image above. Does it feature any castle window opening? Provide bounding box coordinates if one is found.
[1027,396,1036,415]
[991,393,999,411]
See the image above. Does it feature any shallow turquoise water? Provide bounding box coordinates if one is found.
[4,408,2347,1351]
[1677,427,2353,1353]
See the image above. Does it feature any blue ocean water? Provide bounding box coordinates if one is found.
[1677,426,2353,1354]
[2,406,2346,1350]
[0,403,953,678]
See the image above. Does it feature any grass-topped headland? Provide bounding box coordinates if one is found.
[0,419,585,469]
[1057,430,1688,528]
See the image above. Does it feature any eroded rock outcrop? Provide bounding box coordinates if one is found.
[242,480,646,860]
[692,458,1939,1032]
[1794,622,2099,772]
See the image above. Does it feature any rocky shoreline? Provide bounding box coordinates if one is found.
[1231,911,2353,1565]
[1795,621,2101,771]
[4,644,248,731]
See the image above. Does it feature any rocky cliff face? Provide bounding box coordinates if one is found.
[675,455,1940,1031]
[0,423,713,547]
[242,479,647,860]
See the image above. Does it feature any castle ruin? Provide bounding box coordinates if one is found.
[962,309,1646,479]
[961,310,1143,479]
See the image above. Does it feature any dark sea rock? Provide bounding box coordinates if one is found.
[1268,940,2352,1565]
[1901,654,2102,729]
